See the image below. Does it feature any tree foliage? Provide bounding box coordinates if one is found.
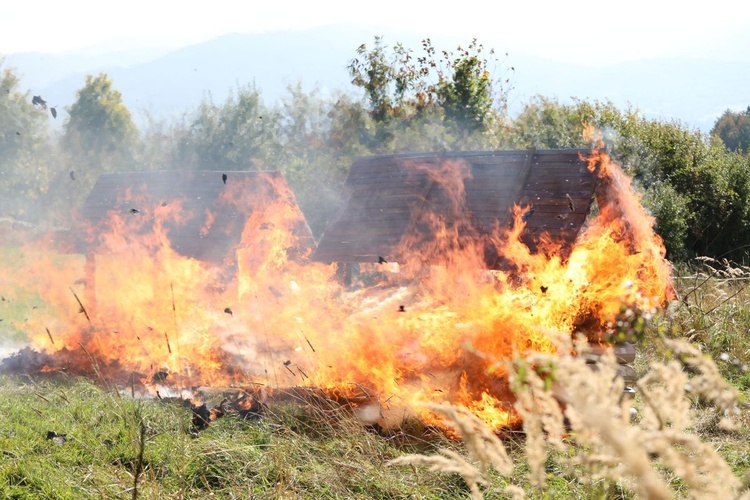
[145,65,750,261]
[4,41,750,263]
[711,107,750,154]
[347,37,511,133]
[347,37,409,122]
[511,97,750,261]
[273,86,362,235]
[46,73,139,216]
[0,59,53,219]
[436,40,498,131]
[173,85,280,171]
[62,73,138,167]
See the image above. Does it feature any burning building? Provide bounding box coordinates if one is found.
[314,148,599,267]
[0,142,673,431]
[66,169,315,313]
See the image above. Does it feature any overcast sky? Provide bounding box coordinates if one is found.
[4,0,750,64]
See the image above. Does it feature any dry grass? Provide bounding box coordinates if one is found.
[390,334,749,499]
[388,404,516,499]
[388,259,750,498]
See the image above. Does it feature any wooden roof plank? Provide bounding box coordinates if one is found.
[312,149,600,264]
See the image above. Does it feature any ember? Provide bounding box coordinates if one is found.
[0,141,673,432]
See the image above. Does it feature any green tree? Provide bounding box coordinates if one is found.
[274,85,360,236]
[51,73,138,215]
[63,73,137,157]
[0,59,53,219]
[509,97,750,261]
[61,73,138,173]
[136,114,185,172]
[711,107,750,154]
[347,37,510,133]
[510,96,587,149]
[509,96,635,150]
[435,39,499,131]
[348,37,408,122]
[175,85,281,171]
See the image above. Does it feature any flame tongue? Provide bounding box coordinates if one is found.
[0,146,673,430]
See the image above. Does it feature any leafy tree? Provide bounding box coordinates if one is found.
[0,59,53,219]
[509,96,750,261]
[174,85,281,171]
[641,182,690,260]
[347,37,510,133]
[711,107,750,154]
[348,37,410,122]
[509,97,634,150]
[136,114,185,172]
[273,85,361,236]
[509,96,587,149]
[62,73,137,166]
[435,39,498,131]
[49,73,138,215]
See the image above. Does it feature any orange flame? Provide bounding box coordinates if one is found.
[0,141,673,430]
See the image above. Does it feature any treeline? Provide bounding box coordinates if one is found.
[1,38,750,262]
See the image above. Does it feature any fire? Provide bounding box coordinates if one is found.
[0,138,673,431]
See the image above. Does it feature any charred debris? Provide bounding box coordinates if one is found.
[186,389,266,433]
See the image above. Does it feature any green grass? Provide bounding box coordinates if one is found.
[0,373,743,499]
[0,376,465,499]
[0,257,749,498]
[649,261,750,394]
[0,374,645,499]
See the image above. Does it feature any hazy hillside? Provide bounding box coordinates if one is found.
[5,25,748,132]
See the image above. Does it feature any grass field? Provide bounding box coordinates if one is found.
[0,258,748,499]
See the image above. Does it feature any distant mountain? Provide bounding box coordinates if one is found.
[5,25,749,132]
[6,26,363,127]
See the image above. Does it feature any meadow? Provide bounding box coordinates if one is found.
[0,258,747,499]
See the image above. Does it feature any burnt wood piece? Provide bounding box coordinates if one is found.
[313,149,600,265]
[191,403,211,432]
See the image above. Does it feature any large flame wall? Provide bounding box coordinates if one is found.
[0,147,673,430]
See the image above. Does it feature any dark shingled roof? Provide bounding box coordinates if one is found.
[74,170,315,263]
[312,148,600,266]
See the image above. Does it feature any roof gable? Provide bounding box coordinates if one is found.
[313,148,599,266]
[76,170,315,263]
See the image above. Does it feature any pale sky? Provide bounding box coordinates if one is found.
[3,0,750,64]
